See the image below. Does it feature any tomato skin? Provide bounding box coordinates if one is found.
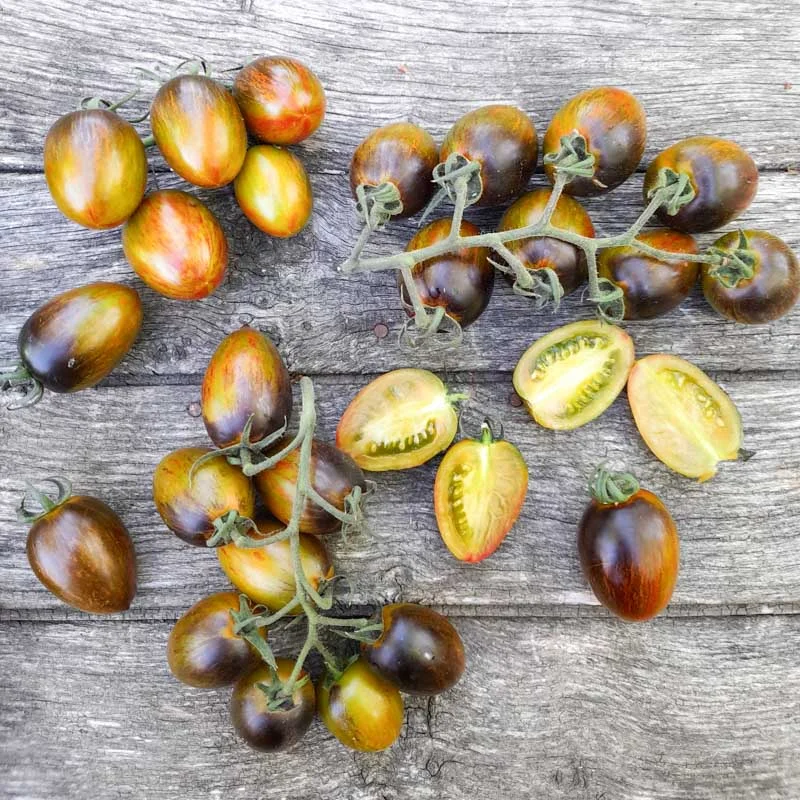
[150,75,247,188]
[18,283,142,393]
[362,604,465,695]
[254,441,366,534]
[597,229,699,319]
[233,56,325,145]
[231,659,316,752]
[318,658,404,751]
[702,231,800,324]
[440,105,537,207]
[167,592,262,688]
[498,188,595,295]
[26,496,136,613]
[201,327,292,449]
[234,145,312,237]
[152,447,255,547]
[399,219,494,327]
[644,136,758,233]
[578,490,679,621]
[44,109,147,229]
[349,122,439,218]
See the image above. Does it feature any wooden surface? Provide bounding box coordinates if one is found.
[1,1,799,798]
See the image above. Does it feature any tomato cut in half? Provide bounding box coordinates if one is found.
[434,423,528,561]
[513,320,635,430]
[627,354,742,481]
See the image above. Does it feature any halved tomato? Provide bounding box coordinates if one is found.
[627,354,742,481]
[513,321,635,430]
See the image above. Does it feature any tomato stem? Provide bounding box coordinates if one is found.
[589,466,640,505]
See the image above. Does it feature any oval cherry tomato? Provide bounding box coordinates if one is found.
[399,218,494,327]
[543,87,646,197]
[167,591,262,688]
[233,56,325,145]
[349,122,439,218]
[627,354,742,481]
[336,368,461,471]
[234,145,312,237]
[434,422,528,562]
[318,658,404,751]
[150,74,247,188]
[644,136,758,233]
[121,189,228,300]
[231,659,316,752]
[440,105,537,207]
[702,230,800,324]
[44,109,147,229]
[513,320,635,430]
[152,447,255,546]
[498,188,595,295]
[201,327,292,449]
[597,229,699,319]
[362,603,465,695]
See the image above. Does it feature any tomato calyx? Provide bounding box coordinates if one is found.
[0,362,43,410]
[354,182,404,231]
[16,477,73,524]
[418,152,484,226]
[645,167,697,216]
[588,465,640,506]
[543,130,601,185]
[706,230,758,289]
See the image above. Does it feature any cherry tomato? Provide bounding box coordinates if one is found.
[167,592,262,688]
[498,188,595,295]
[362,603,465,695]
[543,87,646,197]
[336,368,461,471]
[230,659,316,752]
[254,440,366,534]
[440,105,537,207]
[44,109,147,229]
[318,658,404,751]
[643,136,758,233]
[121,189,228,300]
[597,229,699,320]
[349,122,439,218]
[434,423,528,562]
[234,145,312,237]
[152,447,255,546]
[233,56,325,145]
[150,74,247,188]
[201,327,292,449]
[627,354,742,481]
[702,230,800,324]
[399,219,494,327]
[217,515,332,611]
[513,320,635,430]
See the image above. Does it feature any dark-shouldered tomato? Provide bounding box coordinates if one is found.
[349,122,439,218]
[122,189,228,300]
[153,447,255,546]
[702,230,800,324]
[498,188,595,295]
[318,658,404,751]
[434,422,528,562]
[597,229,699,319]
[543,87,646,197]
[362,603,465,695]
[231,659,316,752]
[440,105,537,207]
[150,74,247,188]
[233,56,325,145]
[167,591,263,688]
[399,218,494,327]
[336,368,461,471]
[644,136,758,233]
[234,145,312,237]
[627,354,742,481]
[201,327,292,449]
[513,320,635,430]
[44,109,147,229]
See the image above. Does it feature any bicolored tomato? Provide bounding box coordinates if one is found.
[44,109,147,229]
[150,74,247,188]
